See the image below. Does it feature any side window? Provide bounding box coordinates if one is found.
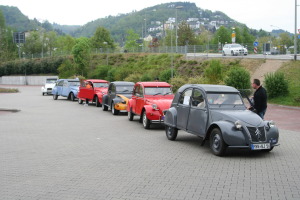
[178,89,192,106]
[58,80,64,86]
[108,84,113,93]
[139,85,144,97]
[191,89,206,109]
[63,81,68,87]
[134,85,139,96]
[111,85,116,93]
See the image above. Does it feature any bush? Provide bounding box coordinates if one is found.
[187,76,206,84]
[170,76,187,93]
[264,72,289,98]
[124,74,141,83]
[204,59,223,84]
[141,73,152,81]
[89,65,111,79]
[159,68,175,82]
[58,59,75,78]
[224,67,251,94]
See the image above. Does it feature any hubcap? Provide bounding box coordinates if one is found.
[112,104,114,113]
[167,127,172,137]
[213,134,221,150]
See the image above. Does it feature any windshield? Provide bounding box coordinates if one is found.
[94,83,108,88]
[46,79,57,84]
[231,44,242,48]
[144,87,172,95]
[116,85,134,93]
[69,81,80,86]
[207,93,243,105]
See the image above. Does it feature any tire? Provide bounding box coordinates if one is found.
[53,94,58,100]
[142,112,151,129]
[70,93,75,101]
[102,104,108,111]
[210,128,227,156]
[111,103,119,115]
[231,51,234,56]
[165,125,178,141]
[78,98,83,104]
[95,96,101,107]
[222,51,226,56]
[42,92,45,96]
[128,109,134,121]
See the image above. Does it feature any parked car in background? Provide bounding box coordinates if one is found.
[41,78,57,95]
[222,44,245,56]
[52,79,80,101]
[164,84,279,156]
[77,79,109,107]
[127,82,174,129]
[102,81,135,115]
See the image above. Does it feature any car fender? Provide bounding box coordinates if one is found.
[143,105,161,120]
[206,121,247,146]
[102,94,108,105]
[263,121,279,145]
[127,99,134,112]
[164,107,177,128]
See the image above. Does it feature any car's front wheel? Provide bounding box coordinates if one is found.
[102,104,108,111]
[42,92,45,96]
[95,96,101,107]
[210,128,227,156]
[70,93,75,101]
[231,51,234,56]
[128,109,134,121]
[78,98,83,104]
[165,125,178,141]
[142,112,151,129]
[111,103,119,115]
[53,94,58,100]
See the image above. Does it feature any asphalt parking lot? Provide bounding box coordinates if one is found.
[1,86,300,200]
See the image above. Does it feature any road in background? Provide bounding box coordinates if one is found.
[186,53,299,60]
[1,86,300,200]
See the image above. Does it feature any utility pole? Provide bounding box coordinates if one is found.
[175,6,183,53]
[294,0,298,60]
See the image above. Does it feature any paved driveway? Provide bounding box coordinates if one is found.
[0,86,300,200]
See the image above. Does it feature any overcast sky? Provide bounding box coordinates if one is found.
[0,0,298,33]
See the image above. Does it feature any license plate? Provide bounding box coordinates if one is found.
[161,116,165,120]
[251,143,270,150]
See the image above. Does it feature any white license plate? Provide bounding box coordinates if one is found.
[251,143,270,150]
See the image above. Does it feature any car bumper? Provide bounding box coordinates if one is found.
[227,143,280,149]
[114,103,127,111]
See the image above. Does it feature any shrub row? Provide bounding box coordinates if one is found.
[0,57,67,76]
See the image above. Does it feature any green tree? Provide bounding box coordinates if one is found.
[164,29,175,47]
[242,26,254,44]
[178,21,197,45]
[124,29,140,51]
[197,26,213,45]
[72,37,91,77]
[23,31,43,55]
[213,26,231,44]
[234,27,243,44]
[45,31,58,56]
[56,35,76,53]
[91,27,115,49]
[279,32,293,48]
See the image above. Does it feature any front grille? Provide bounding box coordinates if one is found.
[47,88,52,90]
[247,126,266,142]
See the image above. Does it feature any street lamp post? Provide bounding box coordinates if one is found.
[175,6,183,53]
[294,0,298,60]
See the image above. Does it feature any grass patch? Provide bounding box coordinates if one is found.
[268,61,300,107]
[0,88,19,93]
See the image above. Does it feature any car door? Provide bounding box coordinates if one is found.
[109,84,116,106]
[187,89,208,137]
[136,85,145,115]
[176,88,193,130]
[57,80,64,95]
[86,81,94,100]
[131,85,139,114]
[62,80,69,97]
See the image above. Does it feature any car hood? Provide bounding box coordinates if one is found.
[211,109,264,127]
[44,83,56,88]
[70,86,79,91]
[146,98,173,110]
[95,88,108,94]
[117,93,132,99]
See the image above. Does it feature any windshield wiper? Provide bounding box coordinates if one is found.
[122,90,130,92]
[163,92,172,95]
[153,92,162,96]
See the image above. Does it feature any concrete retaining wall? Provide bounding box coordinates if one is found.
[0,76,59,85]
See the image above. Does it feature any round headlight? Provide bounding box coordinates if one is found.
[152,104,158,110]
[234,120,242,129]
[268,120,275,128]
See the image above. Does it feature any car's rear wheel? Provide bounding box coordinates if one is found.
[53,94,58,100]
[231,51,234,56]
[111,103,119,115]
[70,93,75,101]
[42,92,45,96]
[78,98,83,104]
[142,112,151,129]
[165,125,178,141]
[95,96,101,107]
[222,51,226,56]
[210,128,227,156]
[128,109,134,121]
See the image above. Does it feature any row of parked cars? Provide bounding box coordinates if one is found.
[42,78,279,156]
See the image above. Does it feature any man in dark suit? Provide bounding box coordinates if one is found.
[252,79,268,119]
